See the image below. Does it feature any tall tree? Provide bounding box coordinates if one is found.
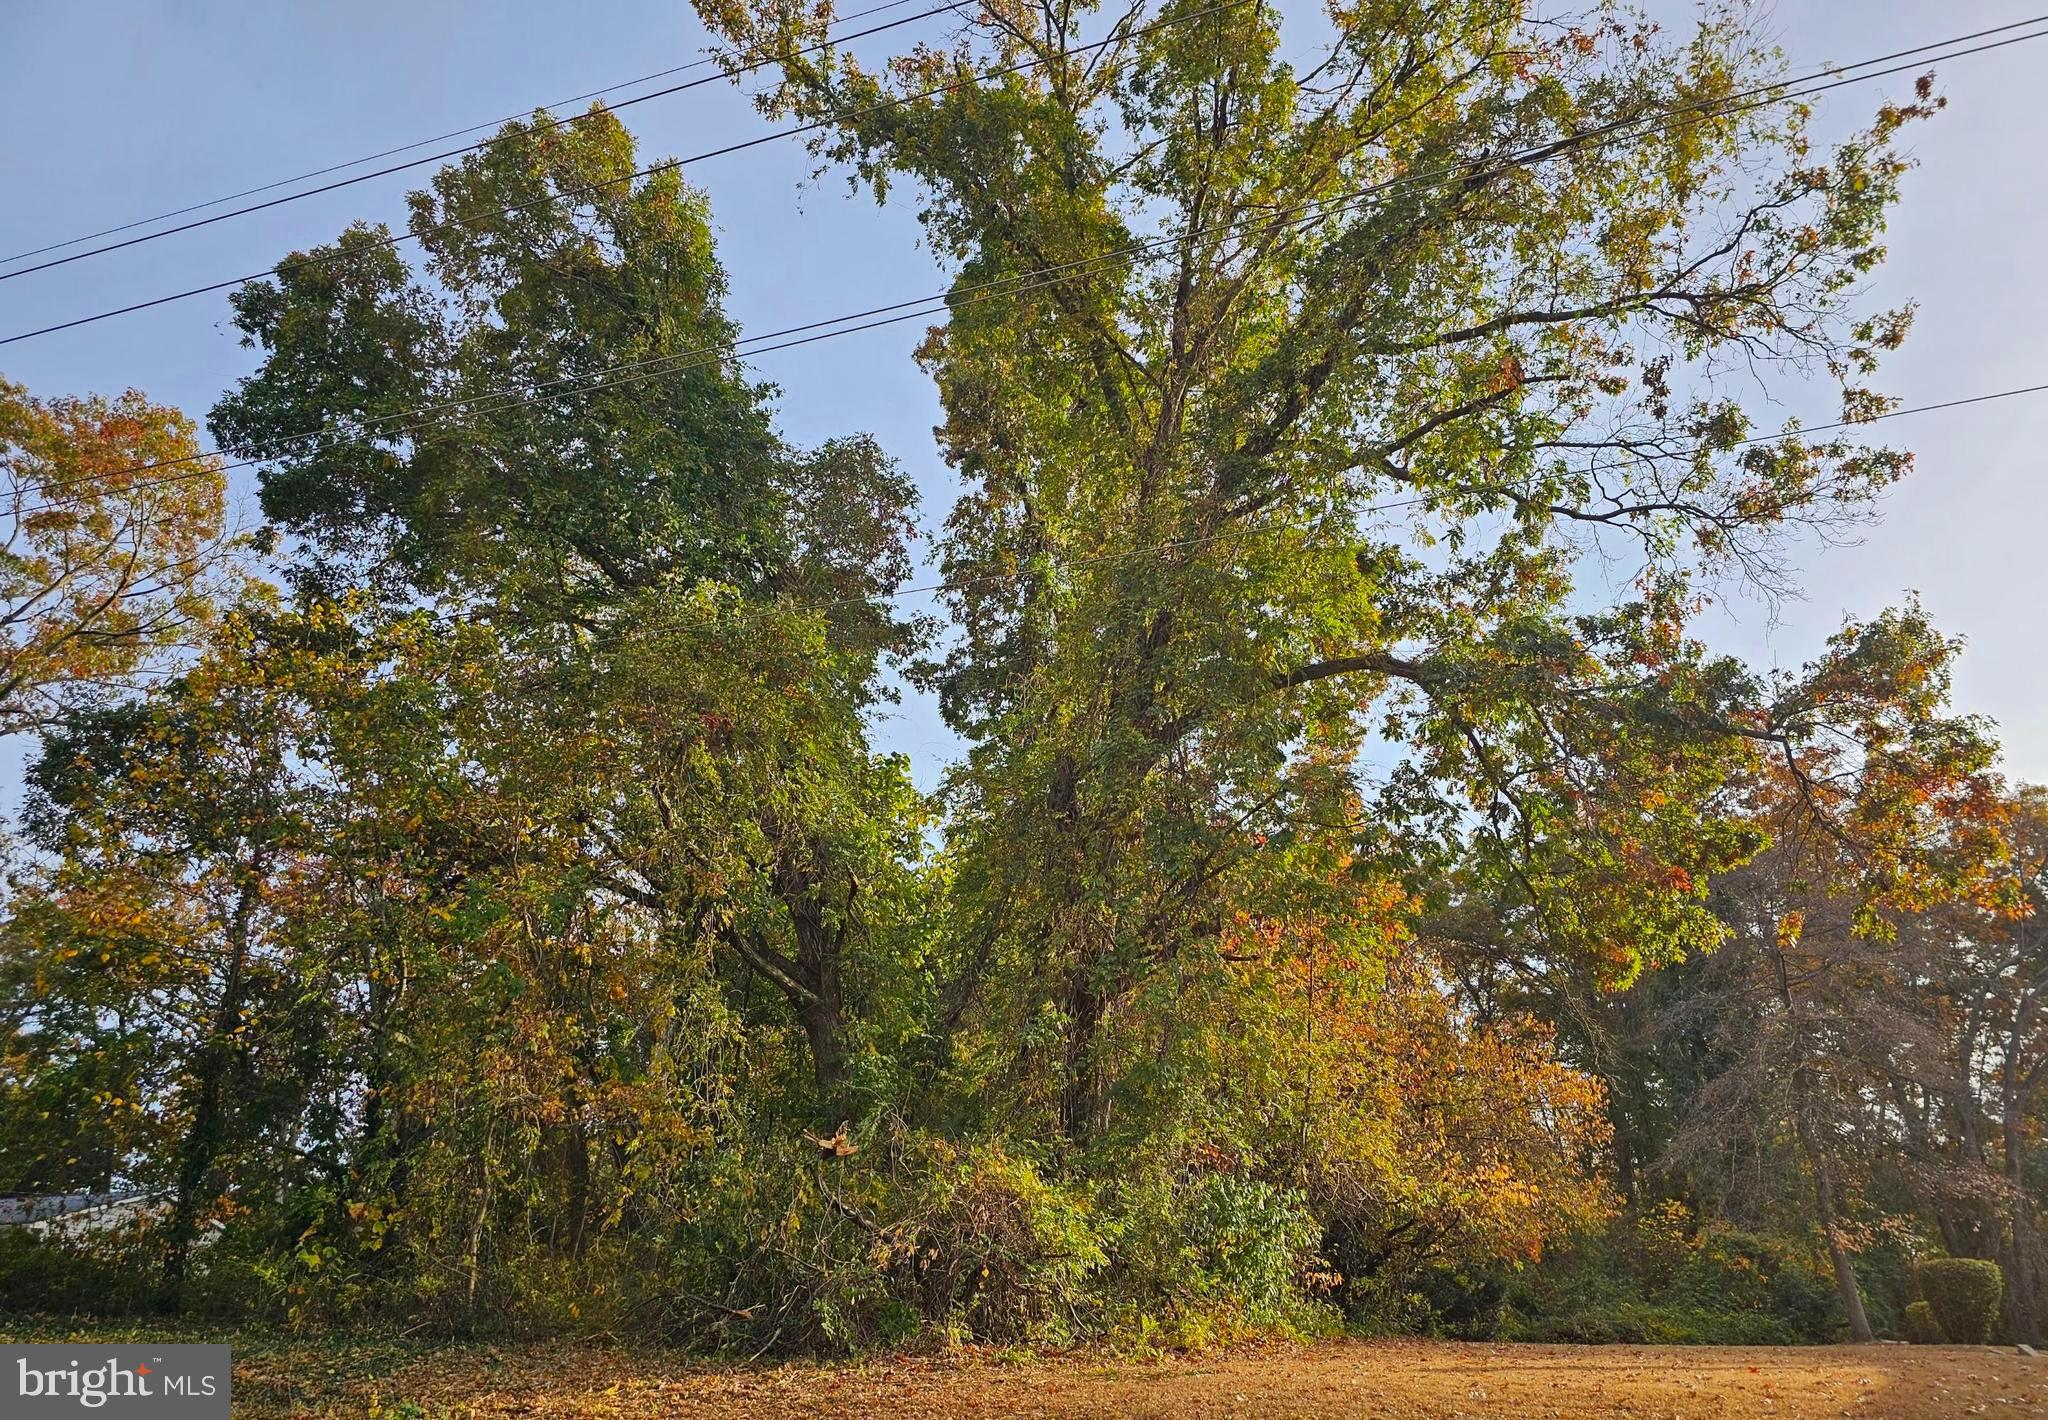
[1643,608,2013,1340]
[10,607,320,1303]
[208,109,923,1117]
[1916,789,2048,1342]
[693,0,1939,1154]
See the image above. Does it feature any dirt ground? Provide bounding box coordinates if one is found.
[231,1338,2043,1418]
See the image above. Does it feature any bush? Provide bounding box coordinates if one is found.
[1102,1171,1329,1341]
[1508,1298,1798,1346]
[657,1129,1107,1353]
[1848,1239,1914,1340]
[1901,1299,1945,1345]
[1658,1227,1841,1343]
[1497,1217,1850,1347]
[896,1139,1107,1342]
[1407,1264,1511,1339]
[0,1218,171,1318]
[1631,1200,1702,1286]
[1911,1258,2002,1345]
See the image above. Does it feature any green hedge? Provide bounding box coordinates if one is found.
[1901,1299,1945,1344]
[1911,1258,2002,1345]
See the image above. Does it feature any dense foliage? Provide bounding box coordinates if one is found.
[1911,1258,2003,1346]
[1,0,2042,1351]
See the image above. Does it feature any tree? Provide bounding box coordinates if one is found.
[208,109,924,1119]
[1626,607,2012,1341]
[5,591,899,1313]
[0,377,234,735]
[9,598,321,1303]
[8,1,2018,1351]
[1913,788,2048,1342]
[691,0,1940,1159]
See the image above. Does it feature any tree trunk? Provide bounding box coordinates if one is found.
[164,875,259,1308]
[1608,1079,1639,1206]
[800,993,849,1114]
[561,1114,591,1259]
[2003,1049,2043,1343]
[779,848,852,1125]
[1773,941,1874,1342]
[1794,1079,1875,1342]
[1058,964,1108,1148]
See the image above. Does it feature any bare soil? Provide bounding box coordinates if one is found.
[233,1337,2044,1418]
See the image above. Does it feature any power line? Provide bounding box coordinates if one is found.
[21,235,1184,504]
[0,0,960,284]
[1724,383,2048,448]
[0,0,1253,350]
[31,331,2040,631]
[0,0,935,272]
[806,364,2048,611]
[15,12,2042,510]
[13,314,2046,605]
[13,2,2044,282]
[23,296,2048,530]
[14,0,2031,351]
[484,321,2048,623]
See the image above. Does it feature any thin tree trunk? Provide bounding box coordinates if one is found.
[779,848,853,1126]
[1773,940,1874,1342]
[800,994,849,1115]
[2003,1019,2042,1344]
[1058,965,1107,1148]
[1793,1089,1876,1342]
[164,874,259,1309]
[1607,1068,1640,1206]
[561,1112,591,1259]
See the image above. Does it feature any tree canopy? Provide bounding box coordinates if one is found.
[0,0,2040,1352]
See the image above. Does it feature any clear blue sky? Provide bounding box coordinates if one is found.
[0,1,2041,791]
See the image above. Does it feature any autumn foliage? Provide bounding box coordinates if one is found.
[1,0,2042,1353]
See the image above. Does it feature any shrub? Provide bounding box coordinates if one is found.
[660,1129,1106,1353]
[1760,1252,1844,1343]
[1508,1299,1798,1346]
[1664,1227,1840,1343]
[897,1139,1107,1341]
[1631,1201,1702,1286]
[1911,1258,2003,1345]
[1407,1264,1511,1339]
[1172,1175,1322,1320]
[1498,1218,1848,1346]
[1100,1171,1330,1342]
[0,1217,170,1318]
[1901,1299,1945,1345]
[1849,1239,1915,1339]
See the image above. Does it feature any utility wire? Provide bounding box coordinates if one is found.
[33,329,2043,630]
[0,0,935,272]
[12,0,2029,350]
[0,0,1253,349]
[0,0,961,284]
[15,12,2043,511]
[702,359,2048,614]
[21,316,2048,534]
[11,3,2044,279]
